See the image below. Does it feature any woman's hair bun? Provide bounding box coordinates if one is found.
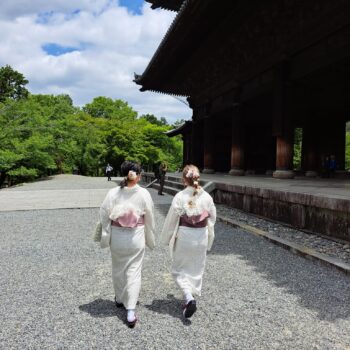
[120,161,142,188]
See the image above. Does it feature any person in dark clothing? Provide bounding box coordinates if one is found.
[154,163,160,181]
[329,155,337,178]
[106,163,113,181]
[158,162,167,195]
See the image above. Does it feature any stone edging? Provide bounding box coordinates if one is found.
[217,215,350,276]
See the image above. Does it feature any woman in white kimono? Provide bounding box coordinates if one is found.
[99,161,155,328]
[161,164,216,318]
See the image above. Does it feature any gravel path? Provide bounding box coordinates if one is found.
[2,175,122,191]
[0,177,350,349]
[217,204,350,266]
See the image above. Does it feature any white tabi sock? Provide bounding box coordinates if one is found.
[184,293,194,304]
[127,309,136,322]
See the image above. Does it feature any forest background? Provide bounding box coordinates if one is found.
[0,65,349,187]
[0,65,183,187]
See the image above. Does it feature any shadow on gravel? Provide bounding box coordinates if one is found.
[79,299,126,324]
[210,222,350,322]
[144,294,192,326]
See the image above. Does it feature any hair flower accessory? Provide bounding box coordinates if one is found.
[186,169,199,179]
[128,170,137,180]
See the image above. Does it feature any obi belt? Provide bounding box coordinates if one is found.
[111,212,145,228]
[179,211,209,228]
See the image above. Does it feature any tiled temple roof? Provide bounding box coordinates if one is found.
[134,0,231,96]
[145,0,184,11]
[134,0,191,96]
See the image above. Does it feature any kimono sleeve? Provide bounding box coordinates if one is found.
[99,189,113,249]
[143,190,156,250]
[207,195,217,251]
[160,194,182,246]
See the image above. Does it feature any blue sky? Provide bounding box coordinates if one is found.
[120,0,144,15]
[0,1,190,123]
[42,43,79,56]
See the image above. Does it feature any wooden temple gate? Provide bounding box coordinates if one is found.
[135,0,350,178]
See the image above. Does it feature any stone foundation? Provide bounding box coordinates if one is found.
[142,173,350,242]
[214,182,350,241]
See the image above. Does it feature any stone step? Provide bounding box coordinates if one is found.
[164,179,184,190]
[151,183,179,196]
[165,175,211,187]
[141,172,215,196]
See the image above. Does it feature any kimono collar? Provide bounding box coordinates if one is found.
[122,184,140,193]
[183,185,203,195]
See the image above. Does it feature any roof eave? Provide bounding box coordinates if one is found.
[145,0,184,11]
[164,120,192,136]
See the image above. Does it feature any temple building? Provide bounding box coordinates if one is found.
[135,0,350,179]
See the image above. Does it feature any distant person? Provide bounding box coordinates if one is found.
[153,162,160,180]
[321,155,330,178]
[329,155,337,178]
[99,161,155,328]
[158,161,167,195]
[160,164,216,319]
[105,163,113,181]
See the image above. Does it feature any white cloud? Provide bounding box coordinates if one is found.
[0,0,112,20]
[0,1,192,122]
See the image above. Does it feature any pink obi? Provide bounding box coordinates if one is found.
[111,213,145,228]
[179,210,209,228]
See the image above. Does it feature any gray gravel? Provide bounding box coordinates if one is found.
[1,180,350,349]
[217,204,350,265]
[3,174,121,191]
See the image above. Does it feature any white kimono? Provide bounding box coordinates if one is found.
[99,184,155,309]
[161,186,216,296]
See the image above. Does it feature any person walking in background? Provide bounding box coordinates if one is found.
[160,164,216,319]
[105,163,113,181]
[99,161,155,328]
[158,161,167,195]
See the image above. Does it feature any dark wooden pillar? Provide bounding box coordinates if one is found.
[303,123,318,177]
[190,123,196,165]
[274,132,294,178]
[229,112,245,176]
[186,135,191,165]
[272,62,295,179]
[202,117,215,173]
[182,133,189,167]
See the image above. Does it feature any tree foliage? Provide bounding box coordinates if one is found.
[346,129,350,170]
[0,65,29,102]
[0,68,183,186]
[140,113,168,126]
[293,128,302,170]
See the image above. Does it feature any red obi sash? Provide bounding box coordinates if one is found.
[111,213,145,228]
[179,210,209,228]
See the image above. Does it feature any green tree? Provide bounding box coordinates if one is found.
[0,97,56,185]
[0,65,29,102]
[346,128,350,171]
[83,97,137,120]
[293,128,302,170]
[0,79,184,186]
[140,114,168,126]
